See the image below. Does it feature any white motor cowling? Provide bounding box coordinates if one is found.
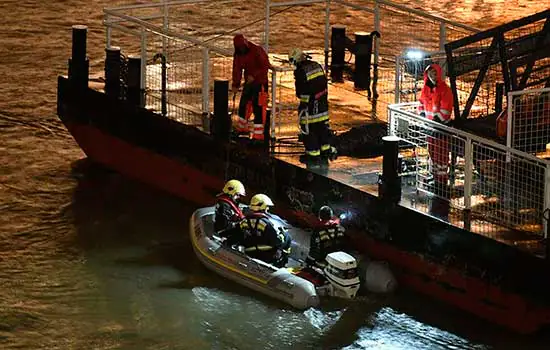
[323,252,361,299]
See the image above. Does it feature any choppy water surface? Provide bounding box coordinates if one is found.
[1,1,549,348]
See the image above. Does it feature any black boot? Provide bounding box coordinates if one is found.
[321,146,338,161]
[299,154,322,165]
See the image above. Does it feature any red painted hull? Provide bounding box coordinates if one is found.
[66,121,550,334]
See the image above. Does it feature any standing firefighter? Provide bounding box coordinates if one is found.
[232,34,271,142]
[418,63,453,193]
[288,48,338,164]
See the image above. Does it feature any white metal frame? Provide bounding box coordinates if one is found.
[388,101,550,235]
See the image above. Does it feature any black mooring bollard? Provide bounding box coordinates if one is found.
[105,46,121,100]
[126,56,144,107]
[330,25,346,82]
[213,80,231,141]
[379,135,402,203]
[354,31,373,91]
[68,25,89,92]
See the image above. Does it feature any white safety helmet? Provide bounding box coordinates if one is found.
[249,194,274,212]
[288,48,305,66]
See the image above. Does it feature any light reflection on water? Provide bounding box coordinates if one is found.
[2,0,550,348]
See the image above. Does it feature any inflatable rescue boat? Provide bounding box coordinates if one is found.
[189,206,396,309]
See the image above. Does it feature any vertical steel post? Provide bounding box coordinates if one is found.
[162,0,168,59]
[394,55,401,104]
[264,0,270,53]
[140,29,147,92]
[439,22,446,53]
[506,92,513,162]
[324,0,331,72]
[105,13,112,49]
[544,164,550,238]
[271,69,277,139]
[202,48,210,115]
[373,0,381,119]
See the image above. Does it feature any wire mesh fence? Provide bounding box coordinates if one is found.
[508,88,550,155]
[104,0,479,135]
[389,102,550,236]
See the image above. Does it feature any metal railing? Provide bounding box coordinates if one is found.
[388,102,550,236]
[103,0,479,126]
[507,88,550,155]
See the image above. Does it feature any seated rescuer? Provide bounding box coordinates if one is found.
[306,206,347,269]
[239,194,291,268]
[214,180,246,237]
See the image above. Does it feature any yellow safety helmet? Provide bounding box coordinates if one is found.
[249,194,274,211]
[222,179,246,197]
[288,48,304,66]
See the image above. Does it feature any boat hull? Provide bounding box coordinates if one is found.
[57,76,550,333]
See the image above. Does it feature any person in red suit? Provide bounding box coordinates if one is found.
[231,34,271,142]
[418,63,454,195]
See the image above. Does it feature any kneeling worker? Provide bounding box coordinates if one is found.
[306,205,347,269]
[288,48,338,164]
[240,194,291,267]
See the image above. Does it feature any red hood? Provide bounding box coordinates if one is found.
[423,63,444,84]
[233,34,249,50]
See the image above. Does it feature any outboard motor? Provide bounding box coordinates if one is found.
[323,252,361,299]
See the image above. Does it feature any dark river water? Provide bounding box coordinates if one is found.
[1,0,549,349]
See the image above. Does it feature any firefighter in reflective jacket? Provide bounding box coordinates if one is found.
[239,194,291,267]
[214,180,246,237]
[232,34,271,142]
[289,48,337,164]
[418,63,453,187]
[306,206,346,268]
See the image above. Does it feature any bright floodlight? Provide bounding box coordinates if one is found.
[406,49,424,61]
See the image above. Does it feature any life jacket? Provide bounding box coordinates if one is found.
[216,193,244,221]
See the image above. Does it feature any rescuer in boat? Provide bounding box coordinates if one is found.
[418,63,454,196]
[214,179,246,239]
[239,194,292,267]
[306,205,347,269]
[231,34,271,143]
[288,48,338,165]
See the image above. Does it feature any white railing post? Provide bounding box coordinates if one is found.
[394,55,401,104]
[544,164,550,237]
[105,13,112,49]
[388,108,395,136]
[506,91,513,163]
[202,47,209,115]
[140,29,147,91]
[264,0,270,53]
[271,69,277,139]
[463,137,473,210]
[324,0,331,71]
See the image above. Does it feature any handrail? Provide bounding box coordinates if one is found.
[103,8,233,56]
[508,87,550,97]
[333,0,375,14]
[106,0,213,12]
[376,0,480,33]
[388,102,550,165]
